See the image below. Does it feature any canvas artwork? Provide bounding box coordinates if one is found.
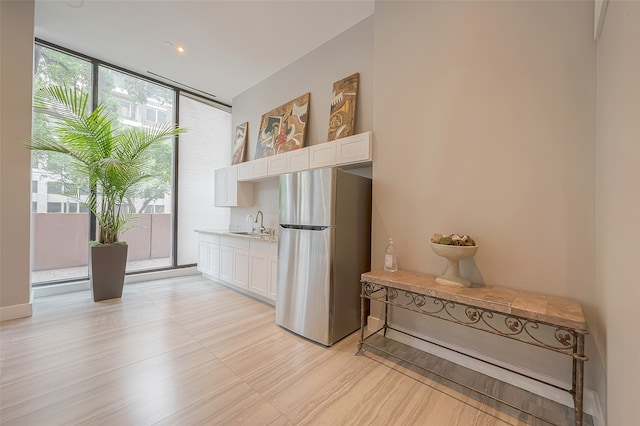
[327,72,359,141]
[232,122,248,165]
[255,93,310,159]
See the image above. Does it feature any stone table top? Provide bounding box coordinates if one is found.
[361,269,588,332]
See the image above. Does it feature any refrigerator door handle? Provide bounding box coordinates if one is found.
[280,224,334,231]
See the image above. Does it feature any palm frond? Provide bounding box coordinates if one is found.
[27,86,185,245]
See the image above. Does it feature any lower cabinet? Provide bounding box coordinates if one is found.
[198,232,277,303]
[233,248,250,290]
[197,232,220,278]
[219,244,234,283]
[207,243,220,279]
[268,254,278,300]
[249,251,268,297]
[197,242,209,273]
[248,240,278,301]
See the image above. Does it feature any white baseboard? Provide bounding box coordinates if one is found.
[203,274,275,307]
[32,280,90,297]
[364,320,604,425]
[32,267,200,298]
[125,266,199,284]
[0,301,32,321]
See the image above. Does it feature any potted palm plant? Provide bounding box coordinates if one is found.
[27,86,184,301]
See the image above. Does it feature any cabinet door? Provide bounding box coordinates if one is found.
[249,251,268,297]
[268,154,287,176]
[197,242,209,273]
[233,248,250,290]
[237,162,253,181]
[208,243,220,279]
[225,165,238,205]
[336,131,372,165]
[214,168,228,207]
[215,166,253,206]
[287,148,309,172]
[309,143,336,169]
[252,158,268,178]
[219,245,234,283]
[268,254,278,301]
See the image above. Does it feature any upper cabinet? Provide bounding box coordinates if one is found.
[334,131,372,166]
[225,131,372,186]
[237,157,268,181]
[215,165,253,207]
[286,149,309,172]
[267,154,287,177]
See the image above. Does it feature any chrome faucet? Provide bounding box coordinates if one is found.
[255,210,266,234]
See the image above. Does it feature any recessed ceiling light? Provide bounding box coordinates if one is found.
[164,41,186,55]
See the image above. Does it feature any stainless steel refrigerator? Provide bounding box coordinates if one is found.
[276,167,372,346]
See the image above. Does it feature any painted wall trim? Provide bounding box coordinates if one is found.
[0,301,32,321]
[364,320,604,425]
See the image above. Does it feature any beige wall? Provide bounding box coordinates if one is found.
[8,0,631,420]
[232,17,374,158]
[230,16,374,227]
[596,0,640,422]
[0,1,34,319]
[230,1,608,414]
[372,0,602,389]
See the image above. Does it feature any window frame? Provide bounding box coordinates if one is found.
[32,38,232,286]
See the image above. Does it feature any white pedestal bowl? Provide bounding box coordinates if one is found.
[431,243,478,288]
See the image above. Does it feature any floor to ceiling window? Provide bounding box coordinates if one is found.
[177,94,231,265]
[98,66,176,272]
[31,41,232,285]
[31,44,92,283]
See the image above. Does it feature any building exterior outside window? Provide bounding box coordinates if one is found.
[31,41,231,284]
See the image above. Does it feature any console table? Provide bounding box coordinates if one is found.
[358,269,589,426]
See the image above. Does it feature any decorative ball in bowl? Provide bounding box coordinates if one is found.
[430,233,478,288]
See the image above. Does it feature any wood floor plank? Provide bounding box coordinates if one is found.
[0,276,591,426]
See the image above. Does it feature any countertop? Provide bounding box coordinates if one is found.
[196,228,278,243]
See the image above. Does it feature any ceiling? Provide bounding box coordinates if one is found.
[34,0,375,106]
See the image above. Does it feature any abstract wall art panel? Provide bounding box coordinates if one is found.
[232,122,248,164]
[255,93,310,159]
[327,72,359,141]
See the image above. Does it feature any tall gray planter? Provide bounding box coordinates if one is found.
[90,244,128,302]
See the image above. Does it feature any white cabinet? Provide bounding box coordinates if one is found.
[309,143,337,169]
[197,232,221,279]
[219,245,234,283]
[268,254,278,300]
[286,149,309,172]
[249,251,269,297]
[219,235,250,290]
[238,158,268,181]
[215,165,253,207]
[267,153,287,176]
[199,232,278,303]
[219,235,249,285]
[207,244,220,279]
[249,239,278,301]
[215,132,373,190]
[336,131,372,165]
[233,248,250,289]
[197,242,209,273]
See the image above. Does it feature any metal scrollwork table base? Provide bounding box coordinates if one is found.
[357,269,589,426]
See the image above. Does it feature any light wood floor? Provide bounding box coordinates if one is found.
[0,276,591,426]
